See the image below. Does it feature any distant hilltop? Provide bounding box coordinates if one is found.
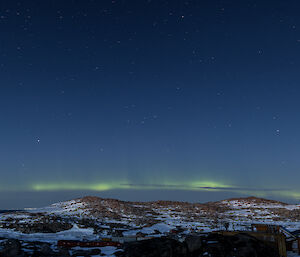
[77,195,292,208]
[212,196,289,205]
[21,195,300,223]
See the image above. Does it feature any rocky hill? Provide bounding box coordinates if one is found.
[0,196,299,256]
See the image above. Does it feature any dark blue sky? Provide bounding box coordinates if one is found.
[1,0,300,208]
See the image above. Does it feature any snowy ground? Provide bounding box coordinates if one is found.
[0,224,98,243]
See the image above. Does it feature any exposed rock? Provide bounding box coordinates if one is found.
[123,233,280,257]
[4,220,73,234]
[184,235,202,253]
[39,243,55,256]
[58,248,71,256]
[71,248,101,256]
[114,250,124,257]
[0,239,24,257]
[123,237,188,257]
[201,233,279,257]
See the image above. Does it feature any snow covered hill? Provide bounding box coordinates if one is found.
[0,196,300,256]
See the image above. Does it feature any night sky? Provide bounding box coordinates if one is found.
[1,0,300,209]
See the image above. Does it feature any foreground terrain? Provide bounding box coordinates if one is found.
[0,196,300,256]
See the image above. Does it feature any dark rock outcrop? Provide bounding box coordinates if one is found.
[72,248,101,256]
[123,237,188,257]
[0,232,281,257]
[0,239,26,257]
[122,233,280,257]
[184,235,203,253]
[39,243,56,256]
[2,220,73,234]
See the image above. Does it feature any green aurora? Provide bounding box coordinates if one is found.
[0,179,298,201]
